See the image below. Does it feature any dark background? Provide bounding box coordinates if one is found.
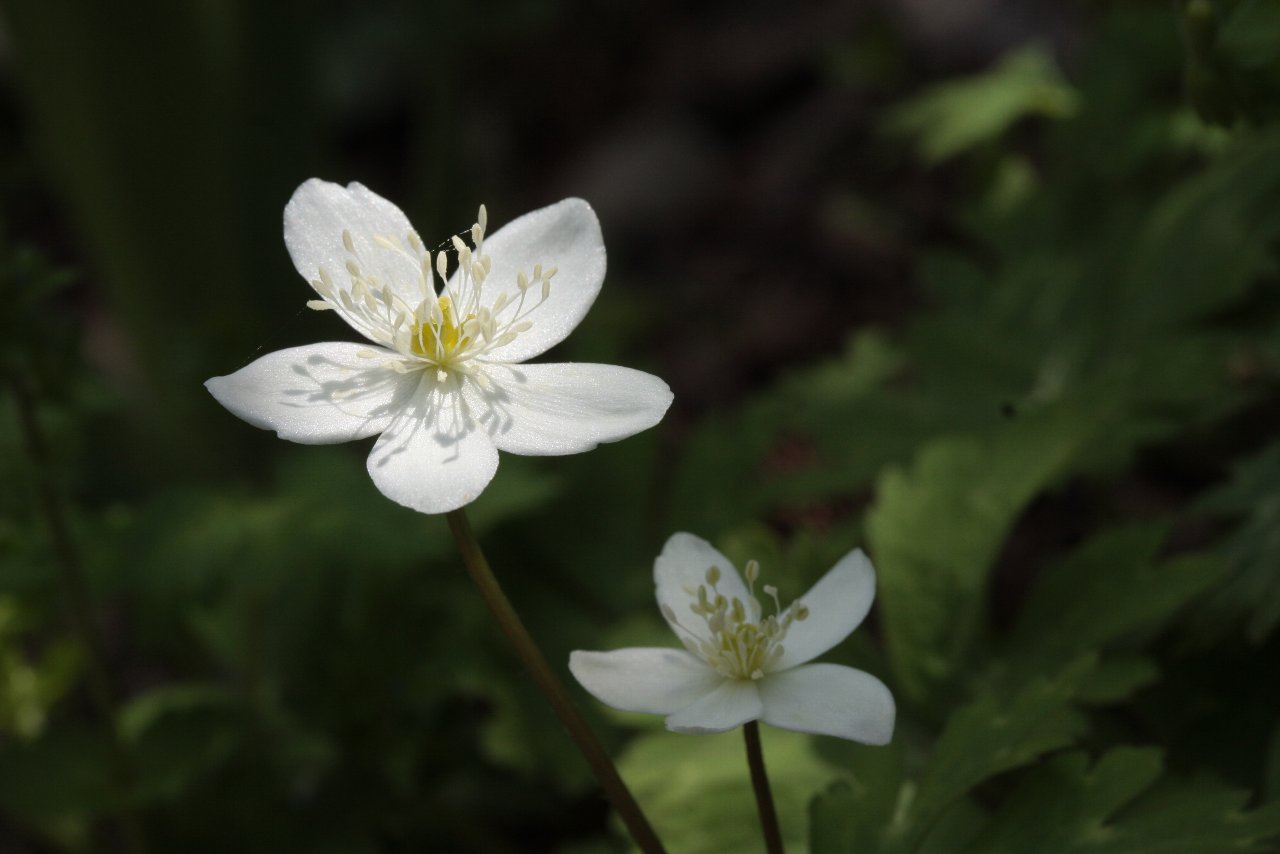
[3,0,1280,851]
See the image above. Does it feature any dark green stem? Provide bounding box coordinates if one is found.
[10,378,149,854]
[744,720,784,854]
[444,509,667,854]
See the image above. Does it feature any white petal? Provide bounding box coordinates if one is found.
[758,663,895,745]
[771,549,877,671]
[469,198,605,362]
[665,679,762,734]
[463,362,672,455]
[365,377,499,513]
[205,342,412,444]
[654,533,751,650]
[568,648,723,715]
[285,179,430,335]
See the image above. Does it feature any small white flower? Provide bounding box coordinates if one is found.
[206,180,673,514]
[570,533,895,743]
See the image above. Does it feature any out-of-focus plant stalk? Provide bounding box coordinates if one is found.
[10,377,150,854]
[444,508,667,854]
[744,721,784,854]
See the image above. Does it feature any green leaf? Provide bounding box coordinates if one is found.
[118,683,242,804]
[1104,782,1280,854]
[1218,0,1280,67]
[1073,657,1161,706]
[903,656,1096,846]
[963,748,1163,853]
[809,661,1102,851]
[1265,718,1280,803]
[666,330,906,535]
[618,727,838,854]
[884,46,1080,163]
[0,726,117,818]
[1007,524,1228,681]
[808,739,906,854]
[0,597,82,740]
[460,666,592,794]
[1121,132,1280,334]
[867,407,1103,701]
[810,782,864,854]
[967,747,1280,853]
[1193,440,1280,642]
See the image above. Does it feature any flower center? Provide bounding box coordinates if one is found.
[669,560,809,681]
[409,295,473,363]
[304,203,559,377]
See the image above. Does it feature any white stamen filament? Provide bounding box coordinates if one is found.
[304,204,557,378]
[670,560,809,681]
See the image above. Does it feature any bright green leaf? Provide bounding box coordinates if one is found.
[885,46,1079,163]
[868,408,1104,701]
[618,727,839,854]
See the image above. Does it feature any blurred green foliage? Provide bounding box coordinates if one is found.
[1180,0,1280,125]
[883,46,1080,164]
[2,1,1280,852]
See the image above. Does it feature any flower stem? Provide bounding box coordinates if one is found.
[443,509,667,854]
[10,378,150,854]
[743,720,784,854]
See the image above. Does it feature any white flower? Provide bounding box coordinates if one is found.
[206,180,673,514]
[569,533,895,743]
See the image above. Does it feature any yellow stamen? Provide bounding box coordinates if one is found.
[411,295,472,360]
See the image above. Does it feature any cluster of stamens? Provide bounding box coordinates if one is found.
[306,204,557,382]
[663,560,809,681]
